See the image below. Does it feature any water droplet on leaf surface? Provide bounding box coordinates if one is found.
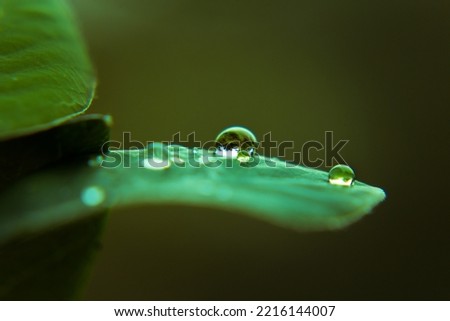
[328,165,355,186]
[215,126,257,158]
[143,158,171,170]
[144,143,171,169]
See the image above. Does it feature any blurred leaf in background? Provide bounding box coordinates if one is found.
[0,0,95,139]
[0,0,103,299]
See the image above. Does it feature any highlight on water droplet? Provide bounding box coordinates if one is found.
[215,126,258,158]
[81,186,106,206]
[328,164,355,186]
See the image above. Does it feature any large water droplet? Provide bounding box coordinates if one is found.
[215,126,257,158]
[81,186,106,206]
[328,164,355,186]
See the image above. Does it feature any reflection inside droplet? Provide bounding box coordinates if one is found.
[81,186,105,206]
[237,150,252,163]
[214,126,257,158]
[328,164,355,186]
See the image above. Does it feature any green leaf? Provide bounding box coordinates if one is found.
[0,143,385,244]
[0,0,95,140]
[0,113,111,300]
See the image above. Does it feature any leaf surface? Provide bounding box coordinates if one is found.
[0,0,95,140]
[0,144,386,244]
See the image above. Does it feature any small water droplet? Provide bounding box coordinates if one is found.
[103,115,114,126]
[328,165,355,186]
[143,157,171,170]
[81,186,105,206]
[215,126,257,158]
[144,143,171,169]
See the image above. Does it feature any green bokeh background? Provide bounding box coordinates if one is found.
[70,0,449,299]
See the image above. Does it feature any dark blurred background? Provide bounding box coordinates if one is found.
[70,0,449,299]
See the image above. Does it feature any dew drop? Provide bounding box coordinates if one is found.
[143,157,171,170]
[144,143,171,169]
[81,186,105,206]
[215,126,257,158]
[103,114,114,127]
[328,164,355,186]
